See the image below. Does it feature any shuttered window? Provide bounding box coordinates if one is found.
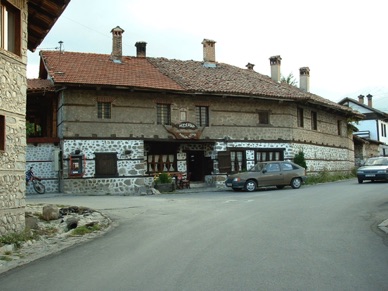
[95,153,118,177]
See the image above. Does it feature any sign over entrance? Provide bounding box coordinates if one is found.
[164,122,204,139]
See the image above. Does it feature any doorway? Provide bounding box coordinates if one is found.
[186,151,212,182]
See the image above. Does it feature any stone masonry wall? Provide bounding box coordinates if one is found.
[26,143,60,194]
[0,0,28,235]
[62,139,152,195]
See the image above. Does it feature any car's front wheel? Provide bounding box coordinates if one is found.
[244,180,257,192]
[358,178,363,184]
[290,178,302,189]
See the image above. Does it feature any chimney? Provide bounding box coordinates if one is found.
[366,94,373,107]
[202,39,216,63]
[358,94,364,104]
[111,26,124,63]
[299,67,310,92]
[246,63,255,70]
[269,55,282,82]
[135,41,147,57]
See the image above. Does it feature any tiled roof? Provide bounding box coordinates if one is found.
[39,50,361,116]
[27,79,55,92]
[148,58,360,115]
[40,51,184,91]
[28,0,71,51]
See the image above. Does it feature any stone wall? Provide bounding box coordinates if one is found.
[26,144,60,194]
[0,0,28,235]
[62,139,150,195]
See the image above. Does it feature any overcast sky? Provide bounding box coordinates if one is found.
[27,0,388,111]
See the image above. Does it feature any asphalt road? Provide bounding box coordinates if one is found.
[1,179,387,290]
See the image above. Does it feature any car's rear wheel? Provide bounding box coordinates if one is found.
[244,180,257,192]
[276,185,285,189]
[290,178,302,189]
[358,178,363,184]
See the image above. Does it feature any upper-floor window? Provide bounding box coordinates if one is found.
[157,103,171,125]
[98,102,111,119]
[0,1,21,56]
[311,111,317,130]
[0,115,5,151]
[297,108,304,127]
[381,123,387,137]
[196,106,209,126]
[337,120,342,136]
[258,111,269,125]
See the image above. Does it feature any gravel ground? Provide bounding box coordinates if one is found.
[0,204,115,275]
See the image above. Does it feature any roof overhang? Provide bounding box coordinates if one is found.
[28,0,71,52]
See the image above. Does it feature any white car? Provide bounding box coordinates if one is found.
[357,157,388,184]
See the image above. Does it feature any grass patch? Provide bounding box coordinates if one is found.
[0,256,12,261]
[0,230,38,249]
[70,224,101,236]
[306,168,356,185]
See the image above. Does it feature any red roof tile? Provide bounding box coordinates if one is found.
[38,50,361,116]
[27,79,55,92]
[40,51,184,91]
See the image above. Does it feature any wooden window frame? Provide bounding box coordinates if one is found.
[97,102,111,119]
[258,111,270,125]
[195,106,209,127]
[0,1,21,56]
[255,149,283,163]
[157,103,171,125]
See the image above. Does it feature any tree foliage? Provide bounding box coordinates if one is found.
[281,72,298,87]
[294,150,307,169]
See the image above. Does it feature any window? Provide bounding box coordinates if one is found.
[258,111,269,125]
[95,153,117,177]
[230,151,245,172]
[311,111,317,130]
[0,1,21,55]
[157,103,171,125]
[297,108,304,127]
[0,115,5,151]
[337,120,342,136]
[255,150,283,162]
[98,102,111,119]
[381,123,387,137]
[196,106,209,126]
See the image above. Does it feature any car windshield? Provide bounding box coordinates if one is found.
[364,158,388,166]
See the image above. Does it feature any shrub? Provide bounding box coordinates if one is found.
[294,151,307,169]
[154,172,172,184]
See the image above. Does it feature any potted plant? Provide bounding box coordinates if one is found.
[153,172,175,192]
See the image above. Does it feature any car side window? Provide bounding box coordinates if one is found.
[267,163,280,172]
[282,163,293,171]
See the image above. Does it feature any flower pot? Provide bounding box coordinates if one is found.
[154,183,174,192]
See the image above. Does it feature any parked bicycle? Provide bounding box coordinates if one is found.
[26,167,45,194]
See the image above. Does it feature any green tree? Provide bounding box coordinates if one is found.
[294,150,307,169]
[281,72,298,87]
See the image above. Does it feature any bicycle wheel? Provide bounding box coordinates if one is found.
[33,181,46,194]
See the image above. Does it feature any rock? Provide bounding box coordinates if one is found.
[42,205,59,221]
[66,217,79,231]
[25,216,39,230]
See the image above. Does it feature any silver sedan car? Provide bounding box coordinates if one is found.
[357,156,388,183]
